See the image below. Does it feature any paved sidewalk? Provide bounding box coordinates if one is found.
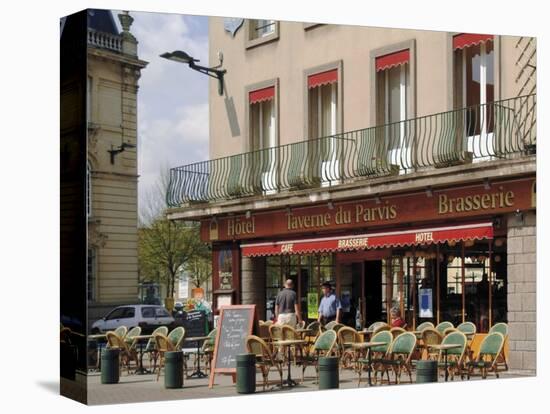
[86,362,528,405]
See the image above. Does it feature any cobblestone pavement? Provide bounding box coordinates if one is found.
[85,360,528,405]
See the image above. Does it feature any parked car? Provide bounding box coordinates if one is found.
[91,305,175,334]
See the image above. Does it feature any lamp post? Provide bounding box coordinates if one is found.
[160,50,226,95]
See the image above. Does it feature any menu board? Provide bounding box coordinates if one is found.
[209,305,256,388]
[183,310,207,348]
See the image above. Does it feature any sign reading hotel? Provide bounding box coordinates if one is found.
[200,177,534,242]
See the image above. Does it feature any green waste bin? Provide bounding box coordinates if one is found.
[319,356,339,390]
[101,348,120,384]
[236,353,256,394]
[416,360,438,383]
[164,351,184,389]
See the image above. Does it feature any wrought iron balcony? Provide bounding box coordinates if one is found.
[167,94,536,207]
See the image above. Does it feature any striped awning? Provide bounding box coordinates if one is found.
[375,49,410,72]
[453,33,494,50]
[249,86,275,104]
[241,222,493,257]
[308,69,338,89]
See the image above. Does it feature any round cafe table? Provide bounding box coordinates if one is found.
[428,343,462,381]
[351,341,387,386]
[185,336,211,378]
[272,339,306,387]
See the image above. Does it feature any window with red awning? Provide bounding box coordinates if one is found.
[453,33,493,50]
[249,86,275,104]
[308,69,338,89]
[375,49,410,72]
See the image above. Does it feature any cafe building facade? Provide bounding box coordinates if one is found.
[166,18,536,373]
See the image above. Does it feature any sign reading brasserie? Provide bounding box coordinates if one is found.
[201,177,534,242]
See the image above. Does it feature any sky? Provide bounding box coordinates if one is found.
[114,10,210,215]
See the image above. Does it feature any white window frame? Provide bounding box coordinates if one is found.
[460,41,495,161]
[252,99,277,195]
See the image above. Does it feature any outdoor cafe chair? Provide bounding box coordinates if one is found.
[467,332,506,379]
[106,331,138,375]
[258,321,271,342]
[435,321,454,335]
[356,330,392,386]
[457,321,476,335]
[296,320,306,330]
[145,326,169,372]
[153,333,177,381]
[371,322,391,335]
[194,328,217,375]
[443,327,458,336]
[281,325,304,364]
[105,326,128,350]
[324,320,338,330]
[246,335,284,390]
[416,321,434,332]
[269,324,284,358]
[301,330,337,383]
[168,327,189,374]
[421,328,443,360]
[390,327,406,339]
[489,323,509,371]
[124,326,142,347]
[437,331,468,380]
[337,326,360,368]
[372,332,417,385]
[331,323,345,333]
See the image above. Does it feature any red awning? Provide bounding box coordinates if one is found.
[241,222,493,257]
[308,69,338,89]
[249,86,275,104]
[453,33,494,50]
[375,49,410,72]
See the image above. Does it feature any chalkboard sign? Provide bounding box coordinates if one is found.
[183,310,207,347]
[209,305,256,388]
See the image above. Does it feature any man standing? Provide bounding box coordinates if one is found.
[275,279,301,327]
[318,281,342,325]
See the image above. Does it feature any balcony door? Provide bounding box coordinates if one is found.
[453,35,495,161]
[308,69,340,187]
[375,50,412,173]
[250,85,277,194]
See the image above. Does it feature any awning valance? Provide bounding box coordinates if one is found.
[453,33,494,50]
[249,86,275,104]
[308,69,338,89]
[375,49,410,72]
[241,222,493,257]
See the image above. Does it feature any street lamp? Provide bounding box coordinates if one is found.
[160,50,226,95]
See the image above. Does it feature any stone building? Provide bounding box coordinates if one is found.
[86,10,147,328]
[166,18,536,374]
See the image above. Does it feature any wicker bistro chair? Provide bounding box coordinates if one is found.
[124,326,142,347]
[144,326,169,372]
[105,326,128,350]
[281,325,304,365]
[437,331,468,380]
[371,323,391,336]
[106,331,139,375]
[331,323,345,333]
[324,320,338,330]
[457,322,477,335]
[356,330,393,386]
[301,330,338,383]
[435,321,454,335]
[372,332,417,384]
[153,333,176,381]
[258,322,271,341]
[421,328,444,360]
[269,324,284,359]
[443,327,458,336]
[489,323,509,371]
[337,327,360,369]
[304,321,321,356]
[416,322,435,332]
[194,328,217,375]
[296,320,306,330]
[390,327,406,339]
[246,335,284,390]
[467,332,506,379]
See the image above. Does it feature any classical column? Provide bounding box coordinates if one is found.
[241,256,266,317]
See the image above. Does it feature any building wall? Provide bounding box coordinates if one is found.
[208,18,529,160]
[506,211,536,374]
[87,20,147,325]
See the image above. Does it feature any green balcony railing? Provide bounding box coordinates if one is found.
[166,94,536,207]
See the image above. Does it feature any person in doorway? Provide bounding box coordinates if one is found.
[275,279,301,327]
[390,307,406,328]
[317,282,342,325]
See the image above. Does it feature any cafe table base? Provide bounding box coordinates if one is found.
[185,336,210,379]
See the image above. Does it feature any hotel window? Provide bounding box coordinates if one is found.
[375,49,411,169]
[453,34,495,156]
[246,20,279,48]
[307,68,339,185]
[249,85,277,193]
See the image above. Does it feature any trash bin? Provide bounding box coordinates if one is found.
[236,353,256,394]
[319,356,339,390]
[164,351,184,389]
[101,348,120,384]
[416,360,438,383]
